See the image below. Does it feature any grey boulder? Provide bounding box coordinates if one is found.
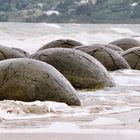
[0,58,81,106]
[12,48,30,57]
[0,45,25,60]
[122,47,140,70]
[110,38,140,50]
[30,48,115,89]
[37,39,83,51]
[75,45,130,71]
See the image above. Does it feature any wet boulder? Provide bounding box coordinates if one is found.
[12,48,30,57]
[37,39,83,51]
[0,58,81,106]
[103,44,124,53]
[30,48,115,89]
[122,47,140,70]
[0,45,25,60]
[75,45,130,71]
[75,44,124,53]
[110,38,140,50]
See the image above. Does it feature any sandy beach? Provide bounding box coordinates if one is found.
[1,109,140,140]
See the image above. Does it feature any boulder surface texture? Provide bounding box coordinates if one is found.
[37,39,83,51]
[0,58,81,106]
[75,45,130,71]
[30,48,115,89]
[110,38,140,50]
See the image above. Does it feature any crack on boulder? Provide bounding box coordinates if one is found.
[0,50,7,59]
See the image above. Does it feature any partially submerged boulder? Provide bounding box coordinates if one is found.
[37,39,83,51]
[122,47,140,70]
[110,38,140,50]
[30,48,115,89]
[0,45,25,60]
[75,45,130,71]
[0,58,81,106]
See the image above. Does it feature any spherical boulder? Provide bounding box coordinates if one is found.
[110,38,140,50]
[122,47,140,70]
[0,45,25,60]
[103,44,124,53]
[30,48,115,89]
[75,44,124,53]
[0,58,81,106]
[75,45,130,71]
[37,39,83,51]
[12,48,30,57]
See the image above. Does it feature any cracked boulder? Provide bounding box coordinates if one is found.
[122,47,140,70]
[75,45,130,71]
[12,48,30,57]
[30,48,115,89]
[37,39,83,51]
[103,44,124,53]
[110,38,140,50]
[0,45,25,60]
[0,58,81,106]
[75,44,124,53]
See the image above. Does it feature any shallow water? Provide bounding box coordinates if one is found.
[0,23,140,132]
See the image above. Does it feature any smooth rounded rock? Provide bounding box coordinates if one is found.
[75,45,130,71]
[0,58,81,106]
[0,45,25,60]
[75,44,124,53]
[103,44,124,53]
[37,39,83,51]
[110,38,140,50]
[12,48,30,57]
[122,47,140,70]
[30,48,115,89]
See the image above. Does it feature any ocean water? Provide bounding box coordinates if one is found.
[0,23,140,132]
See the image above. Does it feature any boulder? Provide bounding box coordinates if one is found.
[75,44,124,53]
[75,45,130,71]
[37,39,83,51]
[110,38,140,50]
[122,47,140,70]
[103,44,124,53]
[12,48,30,57]
[0,45,25,60]
[0,58,80,106]
[30,48,115,89]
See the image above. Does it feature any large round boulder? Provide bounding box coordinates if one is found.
[75,44,124,53]
[12,48,30,57]
[122,47,140,70]
[37,39,83,51]
[75,45,130,71]
[110,38,140,50]
[30,48,115,89]
[0,45,25,60]
[103,44,124,53]
[0,58,81,106]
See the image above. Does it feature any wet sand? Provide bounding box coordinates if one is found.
[1,109,140,140]
[1,132,140,140]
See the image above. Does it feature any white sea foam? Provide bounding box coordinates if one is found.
[87,117,123,125]
[41,23,61,29]
[111,70,140,86]
[47,122,80,132]
[110,27,136,35]
[45,10,60,16]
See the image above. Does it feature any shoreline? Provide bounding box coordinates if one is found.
[0,129,140,140]
[1,109,140,140]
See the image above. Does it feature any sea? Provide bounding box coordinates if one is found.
[0,23,140,133]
